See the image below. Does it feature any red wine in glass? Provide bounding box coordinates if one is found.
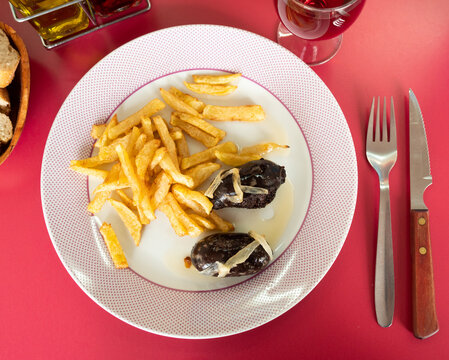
[277,0,365,65]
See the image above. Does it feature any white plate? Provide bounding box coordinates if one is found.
[41,25,357,338]
[89,69,312,291]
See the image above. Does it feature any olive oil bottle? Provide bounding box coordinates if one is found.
[9,0,89,42]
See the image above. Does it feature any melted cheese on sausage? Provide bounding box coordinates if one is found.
[199,231,273,278]
[204,168,269,204]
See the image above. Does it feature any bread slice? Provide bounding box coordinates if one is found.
[0,29,20,88]
[0,112,13,143]
[0,87,10,115]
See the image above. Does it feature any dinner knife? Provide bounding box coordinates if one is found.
[409,89,438,339]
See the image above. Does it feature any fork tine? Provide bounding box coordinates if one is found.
[390,96,396,145]
[375,96,381,142]
[383,96,388,141]
[367,97,375,141]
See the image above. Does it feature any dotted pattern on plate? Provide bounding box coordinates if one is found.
[41,24,357,339]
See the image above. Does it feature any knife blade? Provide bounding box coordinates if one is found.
[409,89,438,339]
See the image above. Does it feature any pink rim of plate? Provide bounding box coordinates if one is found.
[40,24,358,339]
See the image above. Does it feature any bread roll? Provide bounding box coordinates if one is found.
[0,29,20,88]
[0,87,10,115]
[0,112,13,143]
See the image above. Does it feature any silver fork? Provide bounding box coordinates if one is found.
[366,96,397,328]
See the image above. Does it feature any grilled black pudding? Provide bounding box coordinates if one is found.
[191,232,271,277]
[211,159,286,210]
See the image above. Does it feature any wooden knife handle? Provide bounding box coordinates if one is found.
[411,210,439,339]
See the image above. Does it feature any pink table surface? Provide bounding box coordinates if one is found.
[1,0,449,359]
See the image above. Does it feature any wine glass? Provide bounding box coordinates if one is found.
[277,0,366,66]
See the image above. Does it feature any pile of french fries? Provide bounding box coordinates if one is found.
[70,73,288,268]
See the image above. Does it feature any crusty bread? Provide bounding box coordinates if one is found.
[0,87,10,115]
[0,29,20,88]
[0,112,13,143]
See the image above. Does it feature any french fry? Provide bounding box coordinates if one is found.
[135,139,160,181]
[159,88,202,117]
[133,133,148,156]
[164,193,203,237]
[152,115,179,170]
[96,114,118,148]
[140,191,156,223]
[108,199,142,246]
[141,116,154,139]
[93,174,130,194]
[98,133,131,161]
[135,195,151,225]
[116,189,137,210]
[70,156,110,168]
[184,162,221,189]
[175,112,226,139]
[115,143,155,221]
[153,164,162,176]
[149,171,172,209]
[102,163,122,187]
[159,201,187,237]
[159,153,194,188]
[240,142,290,155]
[99,223,128,269]
[203,105,265,122]
[150,147,168,170]
[93,180,130,194]
[69,165,108,179]
[170,129,183,141]
[170,114,219,148]
[188,213,216,230]
[184,82,237,96]
[192,73,241,85]
[172,187,207,216]
[214,151,261,167]
[181,141,238,170]
[171,184,213,215]
[88,164,121,213]
[109,99,165,139]
[115,143,142,196]
[140,188,155,223]
[172,126,190,159]
[118,168,128,184]
[88,191,110,214]
[208,211,234,232]
[169,87,205,113]
[126,126,141,156]
[91,124,106,139]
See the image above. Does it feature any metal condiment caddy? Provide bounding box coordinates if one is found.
[9,0,151,49]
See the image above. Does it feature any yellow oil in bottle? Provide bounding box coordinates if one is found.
[9,0,89,42]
